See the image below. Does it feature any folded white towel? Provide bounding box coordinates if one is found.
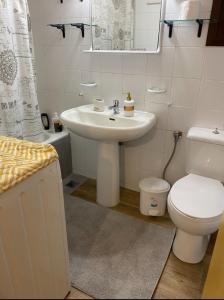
[180,0,201,20]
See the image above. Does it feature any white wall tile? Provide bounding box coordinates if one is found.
[123,54,147,74]
[176,24,209,47]
[200,0,213,11]
[165,0,183,18]
[62,70,82,95]
[173,47,203,78]
[147,47,175,77]
[204,48,224,81]
[37,69,66,93]
[139,129,166,174]
[168,106,195,132]
[39,46,76,73]
[194,108,224,130]
[171,77,201,107]
[198,80,224,111]
[100,73,123,105]
[70,46,101,72]
[37,91,83,115]
[100,53,123,74]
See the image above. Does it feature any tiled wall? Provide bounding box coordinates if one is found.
[28,0,224,190]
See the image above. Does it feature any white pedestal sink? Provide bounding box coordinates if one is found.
[61,105,156,207]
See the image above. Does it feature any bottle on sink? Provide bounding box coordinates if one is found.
[124,92,135,117]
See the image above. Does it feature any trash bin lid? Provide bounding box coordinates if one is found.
[139,177,170,193]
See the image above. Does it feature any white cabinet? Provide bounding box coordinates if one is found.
[0,161,70,299]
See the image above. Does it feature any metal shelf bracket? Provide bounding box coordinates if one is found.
[48,23,89,38]
[71,23,85,38]
[49,24,65,38]
[164,20,173,38]
[196,19,204,38]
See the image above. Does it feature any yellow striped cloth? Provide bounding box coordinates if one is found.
[0,136,59,193]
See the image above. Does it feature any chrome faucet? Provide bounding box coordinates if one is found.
[109,100,120,115]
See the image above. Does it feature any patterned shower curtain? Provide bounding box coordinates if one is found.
[0,0,44,142]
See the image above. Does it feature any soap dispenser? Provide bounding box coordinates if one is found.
[124,92,135,117]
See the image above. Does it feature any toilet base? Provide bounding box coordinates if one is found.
[173,229,210,264]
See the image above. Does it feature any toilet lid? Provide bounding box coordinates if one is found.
[170,174,224,219]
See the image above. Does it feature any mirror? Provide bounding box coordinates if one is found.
[90,0,165,53]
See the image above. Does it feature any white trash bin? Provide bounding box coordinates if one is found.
[139,177,170,217]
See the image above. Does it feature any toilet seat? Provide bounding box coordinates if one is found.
[169,174,224,220]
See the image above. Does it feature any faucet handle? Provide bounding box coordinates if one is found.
[113,100,119,107]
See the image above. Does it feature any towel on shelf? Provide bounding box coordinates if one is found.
[0,136,58,193]
[180,0,201,20]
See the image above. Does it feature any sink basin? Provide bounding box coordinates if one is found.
[60,105,156,142]
[61,105,156,207]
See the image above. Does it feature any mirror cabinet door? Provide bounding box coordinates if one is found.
[91,0,164,53]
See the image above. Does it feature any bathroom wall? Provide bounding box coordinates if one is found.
[28,0,224,190]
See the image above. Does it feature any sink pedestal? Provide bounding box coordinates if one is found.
[97,142,120,207]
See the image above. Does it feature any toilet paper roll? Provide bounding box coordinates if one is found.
[180,0,201,20]
[93,98,105,112]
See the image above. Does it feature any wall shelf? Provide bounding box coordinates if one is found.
[162,18,214,38]
[147,87,167,94]
[60,0,83,3]
[80,82,97,88]
[48,23,90,38]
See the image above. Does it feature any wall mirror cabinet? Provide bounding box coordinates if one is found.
[89,0,165,53]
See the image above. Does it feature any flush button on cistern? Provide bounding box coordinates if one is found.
[213,128,220,134]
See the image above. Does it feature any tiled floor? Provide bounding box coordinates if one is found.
[65,177,215,299]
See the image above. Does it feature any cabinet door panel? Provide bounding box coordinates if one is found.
[207,0,224,46]
[203,216,224,298]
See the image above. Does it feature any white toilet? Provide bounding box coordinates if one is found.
[168,127,224,264]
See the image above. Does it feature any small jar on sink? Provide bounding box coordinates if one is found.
[93,98,105,112]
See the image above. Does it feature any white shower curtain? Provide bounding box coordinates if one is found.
[0,0,44,142]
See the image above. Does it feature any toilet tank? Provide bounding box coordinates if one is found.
[186,127,224,182]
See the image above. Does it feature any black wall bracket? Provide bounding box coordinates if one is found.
[71,23,85,38]
[49,24,65,38]
[48,23,89,38]
[164,20,173,38]
[196,19,204,37]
